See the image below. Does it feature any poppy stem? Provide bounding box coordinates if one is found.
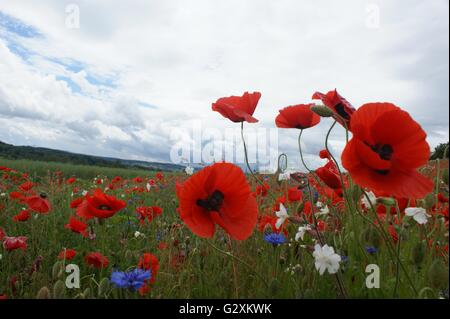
[227,236,240,298]
[240,122,265,187]
[393,203,403,297]
[299,128,348,299]
[206,240,269,288]
[297,130,329,191]
[333,114,349,144]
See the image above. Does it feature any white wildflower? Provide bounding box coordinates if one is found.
[313,244,341,275]
[295,225,312,241]
[185,166,194,175]
[275,204,289,229]
[134,231,145,239]
[315,205,329,217]
[405,207,431,225]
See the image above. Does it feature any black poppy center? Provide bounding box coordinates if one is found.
[98,204,112,211]
[39,193,47,199]
[334,103,350,120]
[371,144,394,161]
[197,190,224,212]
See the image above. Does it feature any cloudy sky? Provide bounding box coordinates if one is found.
[0,0,448,171]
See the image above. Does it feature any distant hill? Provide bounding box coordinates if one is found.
[0,141,185,172]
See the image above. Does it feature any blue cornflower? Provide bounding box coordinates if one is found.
[313,190,319,202]
[110,268,152,291]
[341,255,349,263]
[365,246,378,254]
[264,233,286,246]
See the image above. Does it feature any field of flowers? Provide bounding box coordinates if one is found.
[0,89,448,299]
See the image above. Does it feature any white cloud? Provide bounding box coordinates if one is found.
[0,0,448,169]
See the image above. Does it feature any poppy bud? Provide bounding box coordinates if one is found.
[376,197,396,207]
[36,286,51,299]
[310,105,335,118]
[53,280,66,299]
[411,241,426,266]
[52,261,63,280]
[98,277,110,297]
[427,260,449,290]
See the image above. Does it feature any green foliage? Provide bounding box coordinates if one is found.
[0,140,183,172]
[430,142,449,160]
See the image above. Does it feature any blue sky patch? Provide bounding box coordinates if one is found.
[0,11,42,38]
[56,76,82,94]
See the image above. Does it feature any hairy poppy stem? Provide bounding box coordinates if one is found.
[240,122,265,187]
[393,203,403,297]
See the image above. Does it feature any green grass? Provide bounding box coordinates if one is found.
[0,157,156,180]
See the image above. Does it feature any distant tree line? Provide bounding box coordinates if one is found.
[0,141,130,169]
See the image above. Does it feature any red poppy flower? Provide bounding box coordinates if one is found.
[176,162,258,240]
[12,209,31,222]
[156,243,167,251]
[288,187,302,202]
[317,220,327,232]
[132,177,144,183]
[3,236,27,251]
[76,189,126,220]
[319,149,331,160]
[58,249,77,260]
[138,253,160,284]
[316,161,342,190]
[258,215,287,235]
[438,193,449,203]
[136,206,163,225]
[0,295,7,300]
[342,103,433,198]
[66,177,76,185]
[9,191,25,202]
[212,92,261,123]
[254,182,270,197]
[275,104,320,129]
[65,216,88,237]
[26,195,51,214]
[85,252,109,269]
[19,181,34,192]
[70,197,84,209]
[156,172,164,181]
[388,225,398,243]
[0,228,5,241]
[312,89,356,129]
